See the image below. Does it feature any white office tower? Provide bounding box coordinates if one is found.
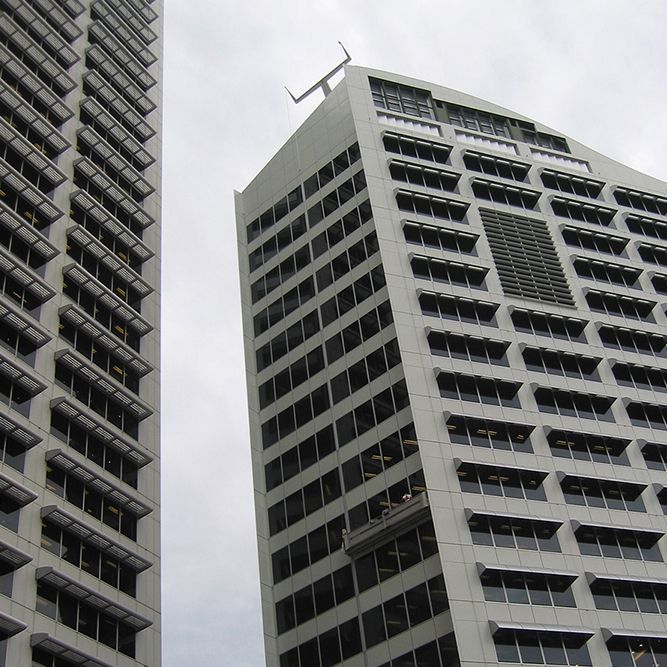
[236,65,667,667]
[0,0,162,665]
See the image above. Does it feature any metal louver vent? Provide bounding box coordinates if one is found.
[480,208,574,306]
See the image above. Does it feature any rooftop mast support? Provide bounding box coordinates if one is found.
[286,42,351,104]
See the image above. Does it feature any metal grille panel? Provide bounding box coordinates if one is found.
[481,208,574,306]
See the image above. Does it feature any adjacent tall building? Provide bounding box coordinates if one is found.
[237,65,667,667]
[0,1,162,665]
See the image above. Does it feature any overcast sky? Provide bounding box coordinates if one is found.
[159,2,667,665]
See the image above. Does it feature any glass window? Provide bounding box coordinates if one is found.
[371,78,434,119]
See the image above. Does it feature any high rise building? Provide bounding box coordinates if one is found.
[0,1,162,666]
[236,64,667,667]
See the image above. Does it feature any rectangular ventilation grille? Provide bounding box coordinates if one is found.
[480,208,574,306]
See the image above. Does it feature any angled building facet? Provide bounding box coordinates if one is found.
[237,65,667,667]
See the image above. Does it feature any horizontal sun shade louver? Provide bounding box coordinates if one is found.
[73,157,154,229]
[103,0,158,44]
[82,71,154,141]
[481,208,574,306]
[54,348,152,419]
[0,81,70,154]
[70,190,153,262]
[411,254,488,289]
[615,187,667,216]
[62,0,85,16]
[540,169,604,199]
[50,396,152,466]
[35,566,152,629]
[560,225,628,256]
[90,1,156,65]
[66,226,152,297]
[382,131,452,164]
[0,537,30,568]
[41,505,151,571]
[0,410,41,448]
[77,126,154,198]
[0,44,73,123]
[462,150,530,181]
[471,179,541,209]
[79,97,155,168]
[31,633,113,667]
[396,189,468,223]
[550,196,616,226]
[0,252,52,300]
[88,22,156,90]
[0,349,47,395]
[22,0,83,40]
[126,0,158,23]
[0,611,26,637]
[85,45,156,116]
[0,14,76,92]
[0,157,64,225]
[625,214,667,242]
[59,304,152,376]
[0,200,59,262]
[0,0,80,65]
[45,450,152,517]
[0,469,37,505]
[585,290,655,321]
[0,298,50,347]
[0,118,67,186]
[62,263,152,335]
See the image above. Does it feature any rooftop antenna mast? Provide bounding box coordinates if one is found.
[286,42,351,104]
